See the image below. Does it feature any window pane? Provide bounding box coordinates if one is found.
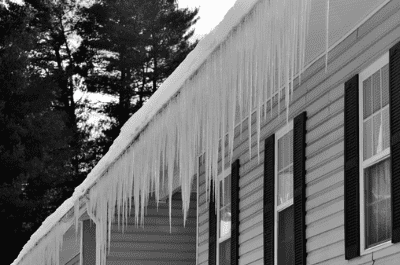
[278,166,293,205]
[220,176,231,208]
[382,107,390,151]
[288,131,293,165]
[219,238,231,265]
[363,119,373,161]
[372,71,381,113]
[363,77,372,119]
[365,158,391,248]
[278,205,294,265]
[373,113,382,155]
[382,64,389,107]
[277,131,293,206]
[219,204,231,238]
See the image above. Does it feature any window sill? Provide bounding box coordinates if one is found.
[361,240,392,256]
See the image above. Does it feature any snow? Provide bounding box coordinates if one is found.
[11,0,313,264]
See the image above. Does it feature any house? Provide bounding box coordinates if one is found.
[11,0,400,264]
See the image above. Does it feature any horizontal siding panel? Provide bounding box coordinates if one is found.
[239,187,263,211]
[198,229,208,245]
[239,163,263,189]
[307,155,343,184]
[198,211,208,225]
[242,258,263,265]
[198,203,208,216]
[239,171,263,198]
[307,127,343,157]
[198,242,208,255]
[312,254,372,265]
[239,218,263,244]
[239,246,263,265]
[239,233,263,256]
[111,233,196,243]
[306,181,343,211]
[307,226,344,252]
[373,244,400,260]
[306,196,343,225]
[307,96,343,131]
[107,260,195,265]
[307,112,343,144]
[65,254,79,265]
[306,210,344,239]
[127,206,196,219]
[198,220,208,235]
[107,251,195,260]
[375,252,400,265]
[308,106,330,129]
[308,241,344,265]
[307,169,343,197]
[306,92,331,118]
[110,224,195,234]
[240,210,263,233]
[198,249,208,264]
[110,241,195,252]
[240,199,263,223]
[306,141,343,170]
[112,215,196,227]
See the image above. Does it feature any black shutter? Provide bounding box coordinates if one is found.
[389,42,400,243]
[293,112,307,265]
[209,182,217,265]
[264,134,275,265]
[344,74,360,260]
[82,219,96,265]
[231,159,241,264]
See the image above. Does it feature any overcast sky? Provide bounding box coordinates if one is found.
[177,0,237,40]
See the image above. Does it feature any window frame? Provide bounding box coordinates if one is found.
[274,120,294,265]
[359,52,392,255]
[217,166,232,265]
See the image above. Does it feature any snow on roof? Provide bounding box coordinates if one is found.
[11,0,261,264]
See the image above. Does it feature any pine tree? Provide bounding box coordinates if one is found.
[78,0,199,153]
[1,1,98,263]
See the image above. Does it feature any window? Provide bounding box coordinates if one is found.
[359,52,391,252]
[218,168,231,265]
[275,121,294,265]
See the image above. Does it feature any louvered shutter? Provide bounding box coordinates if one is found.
[82,219,96,265]
[389,42,400,243]
[264,134,275,265]
[231,159,240,264]
[293,112,307,265]
[209,183,217,265]
[344,74,360,260]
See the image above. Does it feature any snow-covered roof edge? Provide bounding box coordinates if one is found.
[11,0,261,264]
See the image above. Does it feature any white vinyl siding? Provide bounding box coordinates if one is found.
[107,195,197,265]
[196,1,400,265]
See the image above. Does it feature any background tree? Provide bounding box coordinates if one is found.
[1,0,199,263]
[0,2,77,263]
[78,0,199,154]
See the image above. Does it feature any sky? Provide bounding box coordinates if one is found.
[177,0,237,40]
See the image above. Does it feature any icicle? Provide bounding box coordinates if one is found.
[74,200,79,236]
[13,2,316,264]
[325,0,330,73]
